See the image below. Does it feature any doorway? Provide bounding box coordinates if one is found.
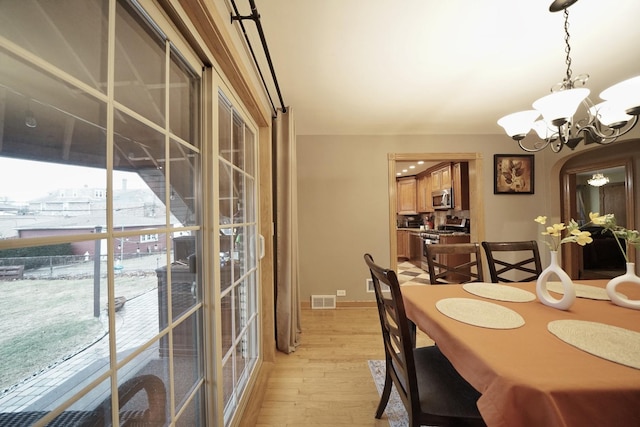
[388,152,485,270]
[562,160,635,279]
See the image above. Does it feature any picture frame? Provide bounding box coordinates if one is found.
[494,154,535,194]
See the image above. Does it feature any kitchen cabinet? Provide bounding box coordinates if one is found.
[416,172,431,212]
[397,177,417,214]
[431,163,451,191]
[397,230,410,259]
[452,162,470,211]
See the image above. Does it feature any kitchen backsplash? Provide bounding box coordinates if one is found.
[397,210,470,229]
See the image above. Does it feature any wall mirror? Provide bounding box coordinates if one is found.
[562,156,634,280]
[575,166,628,279]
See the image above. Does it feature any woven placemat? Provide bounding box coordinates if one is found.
[463,282,536,302]
[436,297,525,329]
[548,320,640,370]
[545,281,625,301]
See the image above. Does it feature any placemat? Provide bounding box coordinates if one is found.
[463,282,536,302]
[545,281,625,301]
[436,297,525,329]
[548,320,640,370]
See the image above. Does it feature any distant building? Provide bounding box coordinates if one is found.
[26,185,162,218]
[4,184,181,256]
[16,212,171,256]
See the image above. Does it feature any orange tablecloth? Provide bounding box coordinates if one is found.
[401,281,640,427]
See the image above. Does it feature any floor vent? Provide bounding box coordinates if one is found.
[311,295,336,309]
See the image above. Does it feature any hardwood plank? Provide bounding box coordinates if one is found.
[245,307,433,426]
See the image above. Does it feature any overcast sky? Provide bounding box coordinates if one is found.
[0,157,147,202]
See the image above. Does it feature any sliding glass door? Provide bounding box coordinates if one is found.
[0,0,205,425]
[217,92,259,424]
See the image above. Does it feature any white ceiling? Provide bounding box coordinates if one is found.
[234,0,640,136]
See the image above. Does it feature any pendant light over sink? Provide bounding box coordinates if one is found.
[497,0,640,153]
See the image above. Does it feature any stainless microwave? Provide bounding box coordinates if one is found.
[432,188,452,210]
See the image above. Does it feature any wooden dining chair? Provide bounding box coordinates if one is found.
[425,243,484,284]
[481,240,543,283]
[363,253,485,427]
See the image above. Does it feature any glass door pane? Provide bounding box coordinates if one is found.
[217,91,258,425]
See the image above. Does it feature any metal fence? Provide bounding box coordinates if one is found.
[0,253,165,279]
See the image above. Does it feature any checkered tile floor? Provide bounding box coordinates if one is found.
[397,261,431,285]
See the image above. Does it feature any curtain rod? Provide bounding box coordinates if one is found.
[230,0,287,115]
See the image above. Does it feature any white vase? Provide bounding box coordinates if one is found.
[606,262,640,310]
[536,250,576,310]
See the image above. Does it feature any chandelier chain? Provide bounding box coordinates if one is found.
[563,9,573,88]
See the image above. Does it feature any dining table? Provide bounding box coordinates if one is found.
[401,279,640,427]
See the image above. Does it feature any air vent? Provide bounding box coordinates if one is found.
[311,295,336,309]
[366,278,390,293]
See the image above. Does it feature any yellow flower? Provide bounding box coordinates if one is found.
[589,211,640,262]
[535,216,591,251]
[570,229,593,246]
[588,212,613,225]
[534,216,547,225]
[543,223,565,237]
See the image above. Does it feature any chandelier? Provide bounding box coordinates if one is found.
[497,0,640,153]
[587,173,609,187]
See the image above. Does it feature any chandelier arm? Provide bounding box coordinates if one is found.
[586,115,638,145]
[555,123,583,151]
[517,137,552,153]
[550,139,564,153]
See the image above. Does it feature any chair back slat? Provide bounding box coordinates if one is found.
[424,243,484,284]
[481,241,542,283]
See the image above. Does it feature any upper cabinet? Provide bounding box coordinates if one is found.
[452,162,470,211]
[397,161,468,214]
[431,163,451,191]
[397,177,417,214]
[417,173,431,213]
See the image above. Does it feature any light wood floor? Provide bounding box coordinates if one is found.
[252,306,433,427]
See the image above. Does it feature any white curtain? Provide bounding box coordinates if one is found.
[274,107,301,353]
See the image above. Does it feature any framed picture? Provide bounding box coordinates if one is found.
[494,154,534,194]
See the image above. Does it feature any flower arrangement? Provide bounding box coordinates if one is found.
[534,215,593,251]
[588,212,640,263]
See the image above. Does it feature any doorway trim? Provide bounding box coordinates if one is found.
[561,158,635,278]
[388,152,485,271]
